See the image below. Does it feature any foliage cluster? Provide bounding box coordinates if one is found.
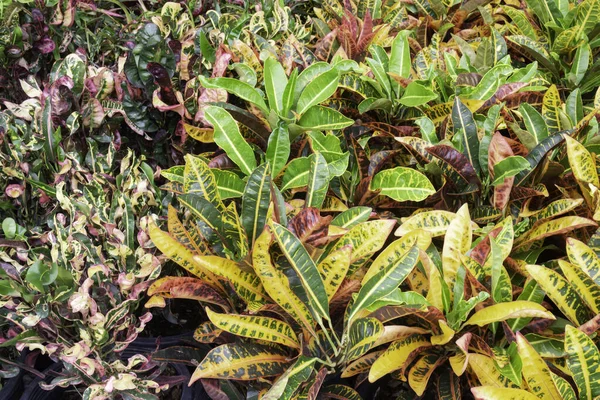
[2,0,600,399]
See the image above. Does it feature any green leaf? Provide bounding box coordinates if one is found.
[281,69,298,116]
[204,106,257,176]
[306,152,330,208]
[2,218,16,239]
[183,154,221,205]
[296,69,340,115]
[389,31,412,96]
[398,82,437,107]
[348,246,419,321]
[269,221,330,323]
[266,124,290,177]
[242,164,272,246]
[492,156,531,185]
[213,170,245,199]
[519,103,548,145]
[263,356,317,400]
[199,76,268,114]
[366,58,392,98]
[297,105,354,131]
[281,157,310,190]
[264,57,288,112]
[331,207,372,229]
[452,97,480,175]
[370,167,435,202]
[467,64,512,101]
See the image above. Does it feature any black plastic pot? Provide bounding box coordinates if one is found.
[0,333,209,400]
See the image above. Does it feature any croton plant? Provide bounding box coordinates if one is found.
[2,0,600,399]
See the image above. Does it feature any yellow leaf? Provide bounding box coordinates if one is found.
[471,386,543,400]
[469,354,520,388]
[318,245,352,300]
[431,320,455,345]
[408,353,446,396]
[184,123,214,143]
[566,238,600,286]
[516,333,562,400]
[442,204,472,287]
[368,334,431,382]
[464,301,555,327]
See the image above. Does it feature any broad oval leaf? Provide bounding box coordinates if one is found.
[199,76,268,113]
[370,167,435,202]
[565,134,599,188]
[442,204,472,286]
[297,105,354,131]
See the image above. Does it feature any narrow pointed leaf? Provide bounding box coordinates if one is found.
[526,265,591,326]
[190,342,290,382]
[205,106,257,176]
[206,308,299,349]
[565,325,600,400]
[464,301,555,326]
[269,221,330,322]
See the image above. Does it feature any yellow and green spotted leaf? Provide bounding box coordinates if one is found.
[516,333,562,400]
[194,255,269,307]
[253,229,316,333]
[346,317,384,361]
[206,308,300,349]
[318,245,352,300]
[469,354,520,388]
[567,238,600,286]
[565,325,600,400]
[515,217,596,249]
[408,353,446,396]
[325,219,396,273]
[148,222,221,288]
[542,85,562,134]
[559,260,600,314]
[471,386,543,400]
[526,265,591,326]
[183,154,222,207]
[395,210,457,237]
[190,342,291,382]
[341,350,385,378]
